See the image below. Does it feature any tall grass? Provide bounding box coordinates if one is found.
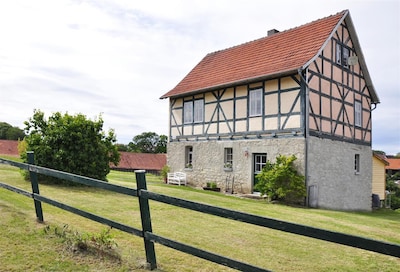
[0,163,399,271]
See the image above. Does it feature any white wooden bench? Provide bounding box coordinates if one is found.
[167,172,187,186]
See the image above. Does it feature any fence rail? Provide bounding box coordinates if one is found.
[0,154,399,271]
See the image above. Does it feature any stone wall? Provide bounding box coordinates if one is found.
[167,137,306,193]
[307,137,372,211]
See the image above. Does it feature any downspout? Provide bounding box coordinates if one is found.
[298,68,310,206]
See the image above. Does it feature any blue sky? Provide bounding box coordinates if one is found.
[0,0,399,154]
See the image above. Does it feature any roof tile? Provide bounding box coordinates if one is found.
[161,10,347,98]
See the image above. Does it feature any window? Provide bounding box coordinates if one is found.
[193,99,204,123]
[336,42,350,68]
[249,88,262,116]
[354,154,360,174]
[336,43,342,65]
[355,101,362,127]
[185,146,193,168]
[184,101,193,123]
[342,47,349,68]
[184,99,204,123]
[224,148,233,167]
[254,154,267,173]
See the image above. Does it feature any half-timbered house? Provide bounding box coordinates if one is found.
[160,10,379,211]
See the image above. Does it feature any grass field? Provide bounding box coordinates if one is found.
[0,159,399,271]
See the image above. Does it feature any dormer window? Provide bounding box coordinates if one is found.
[336,43,350,68]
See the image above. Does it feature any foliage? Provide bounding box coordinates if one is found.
[43,224,119,258]
[0,122,25,140]
[386,172,400,210]
[20,110,120,183]
[128,132,167,153]
[160,165,170,180]
[372,150,386,156]
[205,182,218,188]
[115,143,128,152]
[255,154,306,204]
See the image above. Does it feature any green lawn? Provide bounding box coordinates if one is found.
[0,161,399,271]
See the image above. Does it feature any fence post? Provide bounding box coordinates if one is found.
[27,151,44,223]
[135,170,157,270]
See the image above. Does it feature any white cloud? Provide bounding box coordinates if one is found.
[0,0,399,154]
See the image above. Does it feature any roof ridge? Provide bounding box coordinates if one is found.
[161,9,352,99]
[207,9,348,57]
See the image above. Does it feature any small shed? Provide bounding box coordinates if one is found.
[372,153,389,205]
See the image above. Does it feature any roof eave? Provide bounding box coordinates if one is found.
[160,68,298,99]
[344,13,380,104]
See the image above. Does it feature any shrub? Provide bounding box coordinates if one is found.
[20,110,120,184]
[255,154,306,204]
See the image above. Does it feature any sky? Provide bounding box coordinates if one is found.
[0,0,399,154]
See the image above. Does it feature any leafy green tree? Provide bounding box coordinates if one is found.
[387,172,400,210]
[20,110,120,183]
[128,132,167,153]
[0,122,25,140]
[155,134,167,153]
[255,154,306,204]
[115,143,128,152]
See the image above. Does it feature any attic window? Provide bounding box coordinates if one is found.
[336,42,350,68]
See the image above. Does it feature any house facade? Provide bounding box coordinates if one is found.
[161,10,379,211]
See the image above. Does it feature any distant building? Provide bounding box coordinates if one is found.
[111,152,167,175]
[386,156,400,177]
[0,140,19,157]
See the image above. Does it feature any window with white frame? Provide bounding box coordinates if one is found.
[184,101,193,123]
[224,148,233,168]
[193,99,204,123]
[254,153,267,173]
[355,101,362,127]
[184,99,204,123]
[249,88,262,116]
[185,146,193,168]
[354,154,360,174]
[336,43,342,65]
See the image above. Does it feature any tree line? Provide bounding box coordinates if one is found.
[0,122,25,140]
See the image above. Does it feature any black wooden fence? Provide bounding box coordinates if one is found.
[0,152,399,271]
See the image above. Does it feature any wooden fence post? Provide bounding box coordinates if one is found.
[135,170,157,270]
[27,151,44,223]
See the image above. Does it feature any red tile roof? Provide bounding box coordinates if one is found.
[161,9,377,103]
[112,152,167,171]
[386,158,400,171]
[161,10,347,98]
[0,140,19,157]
